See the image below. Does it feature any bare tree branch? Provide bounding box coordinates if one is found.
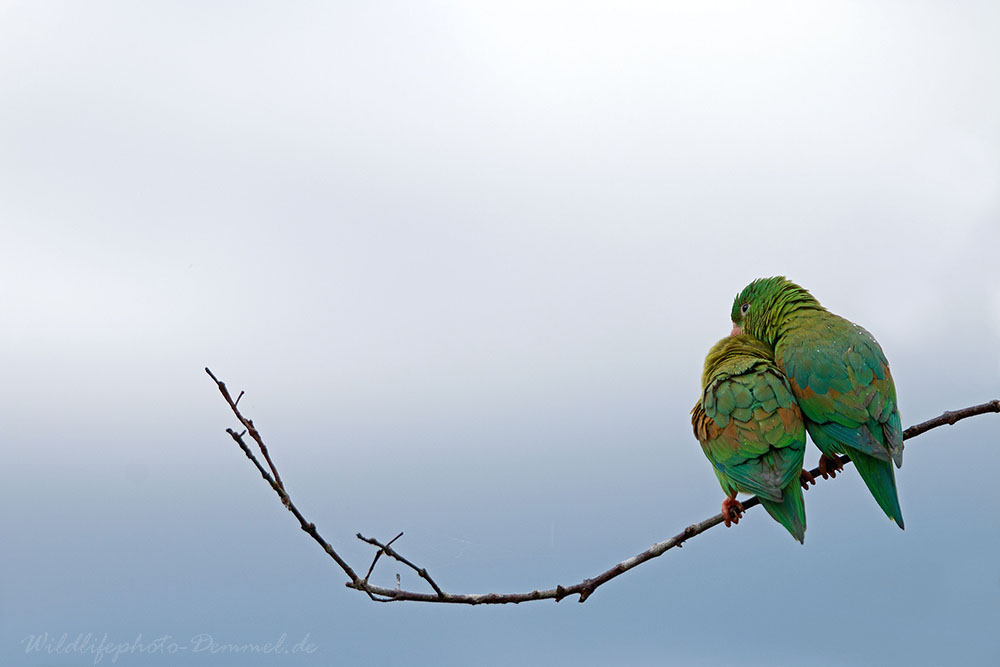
[206,367,998,605]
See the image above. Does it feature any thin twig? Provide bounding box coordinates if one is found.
[363,531,404,583]
[902,399,1000,439]
[207,367,998,605]
[357,532,445,598]
[205,368,285,492]
[207,369,362,588]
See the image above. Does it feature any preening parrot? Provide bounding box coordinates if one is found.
[692,334,808,543]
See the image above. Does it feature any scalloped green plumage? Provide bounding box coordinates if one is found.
[691,335,807,543]
[731,277,904,528]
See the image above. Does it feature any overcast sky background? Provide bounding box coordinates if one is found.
[2,1,999,665]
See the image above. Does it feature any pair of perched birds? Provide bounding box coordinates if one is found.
[691,277,904,543]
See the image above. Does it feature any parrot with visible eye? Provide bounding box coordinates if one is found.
[730,276,904,528]
[691,335,808,543]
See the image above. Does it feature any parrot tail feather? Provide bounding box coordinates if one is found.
[759,482,807,544]
[848,448,905,529]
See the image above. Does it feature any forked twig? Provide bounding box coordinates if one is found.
[358,532,445,598]
[205,368,284,492]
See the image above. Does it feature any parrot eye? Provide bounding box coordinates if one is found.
[740,303,750,315]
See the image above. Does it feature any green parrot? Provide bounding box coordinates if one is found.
[691,334,808,543]
[730,276,904,528]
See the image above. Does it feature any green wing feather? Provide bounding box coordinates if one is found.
[777,310,904,527]
[692,337,807,543]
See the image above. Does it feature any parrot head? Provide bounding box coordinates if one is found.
[730,276,821,344]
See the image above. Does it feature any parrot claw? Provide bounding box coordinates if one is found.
[818,454,845,479]
[799,468,817,489]
[721,497,745,527]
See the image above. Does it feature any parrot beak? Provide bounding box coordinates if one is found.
[730,324,741,337]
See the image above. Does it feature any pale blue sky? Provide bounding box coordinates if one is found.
[2,1,999,665]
